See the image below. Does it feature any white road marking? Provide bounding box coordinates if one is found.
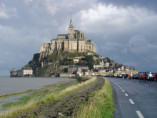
[136,111,144,118]
[115,83,123,90]
[129,99,135,104]
[122,90,125,92]
[125,93,128,96]
[118,85,123,89]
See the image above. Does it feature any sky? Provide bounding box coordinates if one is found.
[0,0,157,76]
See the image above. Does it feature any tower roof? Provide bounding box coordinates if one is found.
[69,17,74,28]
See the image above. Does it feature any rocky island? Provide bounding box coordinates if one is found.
[10,18,138,77]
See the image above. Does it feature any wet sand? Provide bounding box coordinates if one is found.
[0,77,72,95]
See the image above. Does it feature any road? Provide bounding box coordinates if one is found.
[107,77,157,118]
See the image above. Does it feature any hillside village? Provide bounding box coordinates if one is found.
[10,18,138,77]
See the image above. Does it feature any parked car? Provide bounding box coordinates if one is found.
[133,74,138,79]
[116,74,123,78]
[137,72,143,80]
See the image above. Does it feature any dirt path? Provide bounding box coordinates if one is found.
[15,78,104,118]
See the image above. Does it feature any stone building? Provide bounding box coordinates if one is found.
[40,18,96,59]
[10,68,18,77]
[22,67,33,77]
[93,59,105,69]
[10,67,33,77]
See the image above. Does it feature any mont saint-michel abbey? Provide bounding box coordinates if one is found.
[10,18,138,77]
[39,18,96,59]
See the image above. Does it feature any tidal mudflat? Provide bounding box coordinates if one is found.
[0,77,76,114]
[0,77,71,95]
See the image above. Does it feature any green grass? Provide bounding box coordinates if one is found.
[0,77,96,118]
[53,83,74,93]
[0,89,34,99]
[0,83,56,99]
[1,81,76,110]
[2,94,35,109]
[73,77,114,118]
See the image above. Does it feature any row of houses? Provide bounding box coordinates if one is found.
[56,56,137,77]
[10,67,33,77]
[46,54,138,77]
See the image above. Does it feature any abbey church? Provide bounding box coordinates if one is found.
[39,18,96,59]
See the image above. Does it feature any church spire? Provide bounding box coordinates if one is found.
[69,17,74,28]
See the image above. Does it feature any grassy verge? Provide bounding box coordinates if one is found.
[0,89,34,99]
[2,94,34,109]
[1,81,76,110]
[73,77,114,118]
[0,83,56,99]
[0,77,96,118]
[71,76,90,82]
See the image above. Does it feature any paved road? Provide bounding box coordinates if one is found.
[107,77,157,118]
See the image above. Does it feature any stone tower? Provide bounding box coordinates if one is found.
[68,17,75,39]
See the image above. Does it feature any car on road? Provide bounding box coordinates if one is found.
[136,72,143,80]
[133,74,138,79]
[116,74,123,78]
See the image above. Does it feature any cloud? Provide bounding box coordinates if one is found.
[0,23,52,75]
[24,0,33,3]
[79,4,157,33]
[77,3,157,72]
[0,0,157,75]
[128,35,157,55]
[31,0,58,16]
[0,3,17,19]
[0,3,9,19]
[98,0,157,12]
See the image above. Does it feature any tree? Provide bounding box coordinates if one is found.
[105,57,111,63]
[85,55,94,70]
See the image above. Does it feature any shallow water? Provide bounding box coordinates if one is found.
[0,77,71,95]
[0,92,33,111]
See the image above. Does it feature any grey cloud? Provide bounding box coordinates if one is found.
[77,3,157,72]
[128,35,157,55]
[0,3,16,19]
[98,0,157,12]
[0,0,98,75]
[0,0,157,75]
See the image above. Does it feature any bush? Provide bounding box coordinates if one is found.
[72,76,90,82]
[85,55,94,70]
